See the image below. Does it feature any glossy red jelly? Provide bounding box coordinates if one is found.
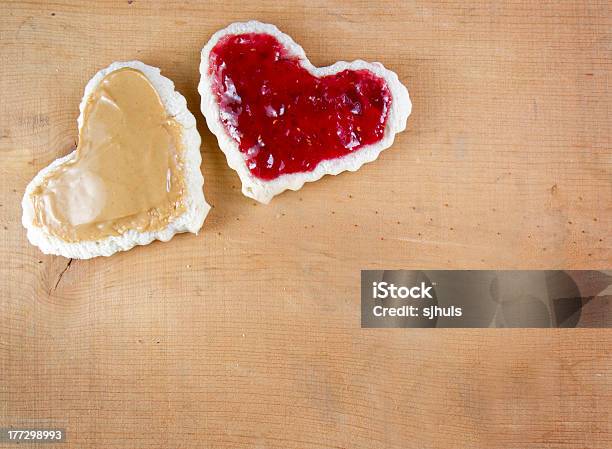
[209,33,392,180]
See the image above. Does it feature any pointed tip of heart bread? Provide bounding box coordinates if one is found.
[22,61,210,259]
[199,20,412,204]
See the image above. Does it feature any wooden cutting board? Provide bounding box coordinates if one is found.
[1,1,610,447]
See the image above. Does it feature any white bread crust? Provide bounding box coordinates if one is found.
[199,21,412,204]
[22,61,210,259]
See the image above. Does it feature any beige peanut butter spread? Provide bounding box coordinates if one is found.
[31,68,186,242]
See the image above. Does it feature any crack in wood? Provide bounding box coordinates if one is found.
[50,258,73,294]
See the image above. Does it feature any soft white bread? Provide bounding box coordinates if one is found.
[22,61,210,259]
[199,21,412,204]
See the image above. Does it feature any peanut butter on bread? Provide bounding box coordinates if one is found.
[31,68,186,242]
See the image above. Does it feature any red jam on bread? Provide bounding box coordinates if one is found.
[209,33,392,181]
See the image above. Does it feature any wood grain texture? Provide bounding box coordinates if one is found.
[1,1,610,448]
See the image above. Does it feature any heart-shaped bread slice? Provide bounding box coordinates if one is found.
[22,61,210,259]
[199,21,411,204]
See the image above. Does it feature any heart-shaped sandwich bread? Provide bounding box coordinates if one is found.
[199,21,411,204]
[22,61,210,259]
